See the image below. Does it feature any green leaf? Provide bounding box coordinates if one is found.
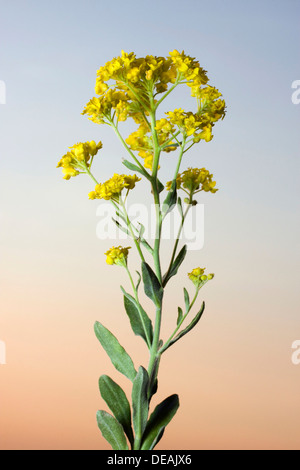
[115,209,127,224]
[94,322,137,382]
[169,301,205,349]
[135,271,142,292]
[121,288,153,347]
[147,355,161,400]
[96,410,129,450]
[132,367,149,444]
[137,222,145,239]
[149,427,165,450]
[162,245,187,286]
[141,394,180,450]
[99,375,134,447]
[140,238,154,255]
[177,307,183,326]
[112,218,130,236]
[142,262,163,307]
[184,288,190,313]
[122,159,151,180]
[157,179,165,193]
[162,179,177,218]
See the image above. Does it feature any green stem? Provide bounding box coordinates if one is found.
[85,166,99,185]
[159,287,200,355]
[109,118,151,178]
[120,199,145,263]
[163,198,192,287]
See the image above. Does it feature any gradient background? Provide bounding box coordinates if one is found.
[0,0,299,450]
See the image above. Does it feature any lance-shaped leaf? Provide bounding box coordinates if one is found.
[140,238,154,255]
[94,322,137,382]
[135,271,142,291]
[142,262,163,307]
[99,375,134,447]
[122,159,151,181]
[147,354,161,400]
[132,367,149,445]
[141,394,180,450]
[157,179,165,194]
[177,307,183,326]
[184,288,190,313]
[96,410,129,450]
[112,218,130,236]
[162,245,187,287]
[162,179,177,218]
[121,288,153,347]
[168,301,205,350]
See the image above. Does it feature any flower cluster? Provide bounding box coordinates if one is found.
[126,121,176,170]
[82,90,130,124]
[169,49,208,93]
[94,50,178,97]
[188,267,214,287]
[57,141,102,180]
[89,174,140,201]
[105,246,131,266]
[166,168,218,195]
[165,98,224,142]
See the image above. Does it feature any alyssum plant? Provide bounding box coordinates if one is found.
[57,50,226,450]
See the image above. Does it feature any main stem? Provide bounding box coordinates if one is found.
[146,98,164,395]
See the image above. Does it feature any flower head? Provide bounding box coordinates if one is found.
[57,141,102,180]
[166,168,218,196]
[105,246,131,266]
[89,173,140,201]
[188,267,214,287]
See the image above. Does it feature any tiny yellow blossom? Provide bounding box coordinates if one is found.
[166,168,218,195]
[90,174,141,201]
[105,246,131,266]
[57,141,102,180]
[188,267,214,287]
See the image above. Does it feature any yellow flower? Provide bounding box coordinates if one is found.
[166,168,218,195]
[90,174,141,201]
[57,141,102,180]
[105,246,131,266]
[188,267,214,286]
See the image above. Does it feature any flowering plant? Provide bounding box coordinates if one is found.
[57,50,225,450]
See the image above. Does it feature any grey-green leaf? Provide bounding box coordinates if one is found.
[157,179,165,193]
[177,307,183,326]
[112,218,130,236]
[94,322,137,382]
[99,375,134,447]
[122,159,151,180]
[122,289,153,347]
[140,238,154,255]
[132,367,149,443]
[141,394,180,450]
[162,245,187,287]
[169,301,205,349]
[135,271,142,292]
[184,288,190,313]
[96,410,129,450]
[162,179,177,218]
[142,262,163,307]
